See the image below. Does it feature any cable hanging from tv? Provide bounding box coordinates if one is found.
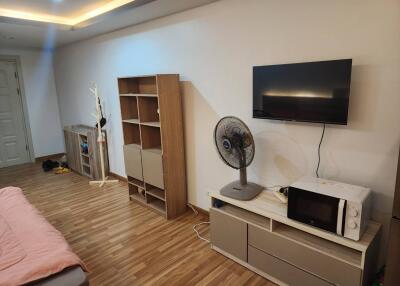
[316,123,326,178]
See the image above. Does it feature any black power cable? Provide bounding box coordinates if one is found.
[316,123,326,178]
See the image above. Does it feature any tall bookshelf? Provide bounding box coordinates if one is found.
[118,74,186,219]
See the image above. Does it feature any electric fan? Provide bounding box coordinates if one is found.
[214,116,263,200]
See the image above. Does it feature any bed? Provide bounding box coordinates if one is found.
[0,187,88,286]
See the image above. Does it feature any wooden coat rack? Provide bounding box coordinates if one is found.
[89,84,118,187]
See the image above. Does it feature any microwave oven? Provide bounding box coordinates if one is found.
[287,177,371,241]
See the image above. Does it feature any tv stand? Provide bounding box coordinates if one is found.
[209,190,381,286]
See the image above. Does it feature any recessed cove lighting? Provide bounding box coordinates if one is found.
[0,0,137,26]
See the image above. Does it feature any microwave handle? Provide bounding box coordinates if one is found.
[337,199,346,235]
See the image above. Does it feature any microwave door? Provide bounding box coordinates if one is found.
[288,187,340,234]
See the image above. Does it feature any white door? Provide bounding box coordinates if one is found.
[0,61,30,168]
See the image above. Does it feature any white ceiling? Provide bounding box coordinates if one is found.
[0,0,218,50]
[0,0,113,18]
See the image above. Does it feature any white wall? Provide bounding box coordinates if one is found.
[0,48,64,158]
[54,0,400,259]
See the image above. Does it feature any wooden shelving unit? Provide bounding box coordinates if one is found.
[118,75,186,219]
[64,125,109,180]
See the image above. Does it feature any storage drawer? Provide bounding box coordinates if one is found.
[248,225,361,286]
[210,208,247,261]
[142,150,164,189]
[248,245,332,286]
[123,145,143,180]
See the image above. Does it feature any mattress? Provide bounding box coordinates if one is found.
[0,187,87,285]
[28,266,88,286]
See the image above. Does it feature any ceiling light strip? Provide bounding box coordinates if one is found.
[0,8,71,25]
[0,0,137,26]
[71,0,136,25]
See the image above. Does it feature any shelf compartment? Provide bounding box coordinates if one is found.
[120,96,139,120]
[138,96,159,123]
[128,176,144,188]
[211,204,270,230]
[144,148,162,155]
[79,134,89,154]
[122,122,141,145]
[129,184,146,203]
[82,165,91,177]
[146,184,165,201]
[122,119,140,124]
[81,155,90,165]
[141,121,160,128]
[136,76,157,94]
[120,93,158,98]
[118,78,136,94]
[118,76,157,94]
[124,143,141,149]
[146,195,166,215]
[140,125,161,150]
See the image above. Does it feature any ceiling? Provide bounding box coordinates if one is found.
[0,0,218,49]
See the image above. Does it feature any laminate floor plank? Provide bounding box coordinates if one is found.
[0,162,275,286]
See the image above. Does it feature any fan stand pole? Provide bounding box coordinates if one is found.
[89,84,119,187]
[239,167,247,185]
[239,151,247,185]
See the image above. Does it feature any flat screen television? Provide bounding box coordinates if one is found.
[253,59,352,125]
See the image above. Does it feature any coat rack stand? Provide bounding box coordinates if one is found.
[89,84,118,187]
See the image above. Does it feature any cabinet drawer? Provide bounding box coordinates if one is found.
[210,208,247,261]
[248,246,332,286]
[142,150,164,189]
[248,225,361,286]
[123,145,143,180]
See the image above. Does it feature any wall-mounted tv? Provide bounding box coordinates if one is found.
[253,59,352,125]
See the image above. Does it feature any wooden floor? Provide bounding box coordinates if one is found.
[0,162,274,286]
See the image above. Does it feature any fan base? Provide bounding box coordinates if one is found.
[220,181,264,201]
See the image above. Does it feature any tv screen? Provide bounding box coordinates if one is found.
[253,59,352,125]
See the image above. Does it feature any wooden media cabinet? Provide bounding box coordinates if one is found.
[209,191,381,286]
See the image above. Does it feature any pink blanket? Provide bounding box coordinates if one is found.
[0,187,86,286]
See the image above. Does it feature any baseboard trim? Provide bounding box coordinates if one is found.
[189,204,209,216]
[109,172,127,182]
[35,153,65,162]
